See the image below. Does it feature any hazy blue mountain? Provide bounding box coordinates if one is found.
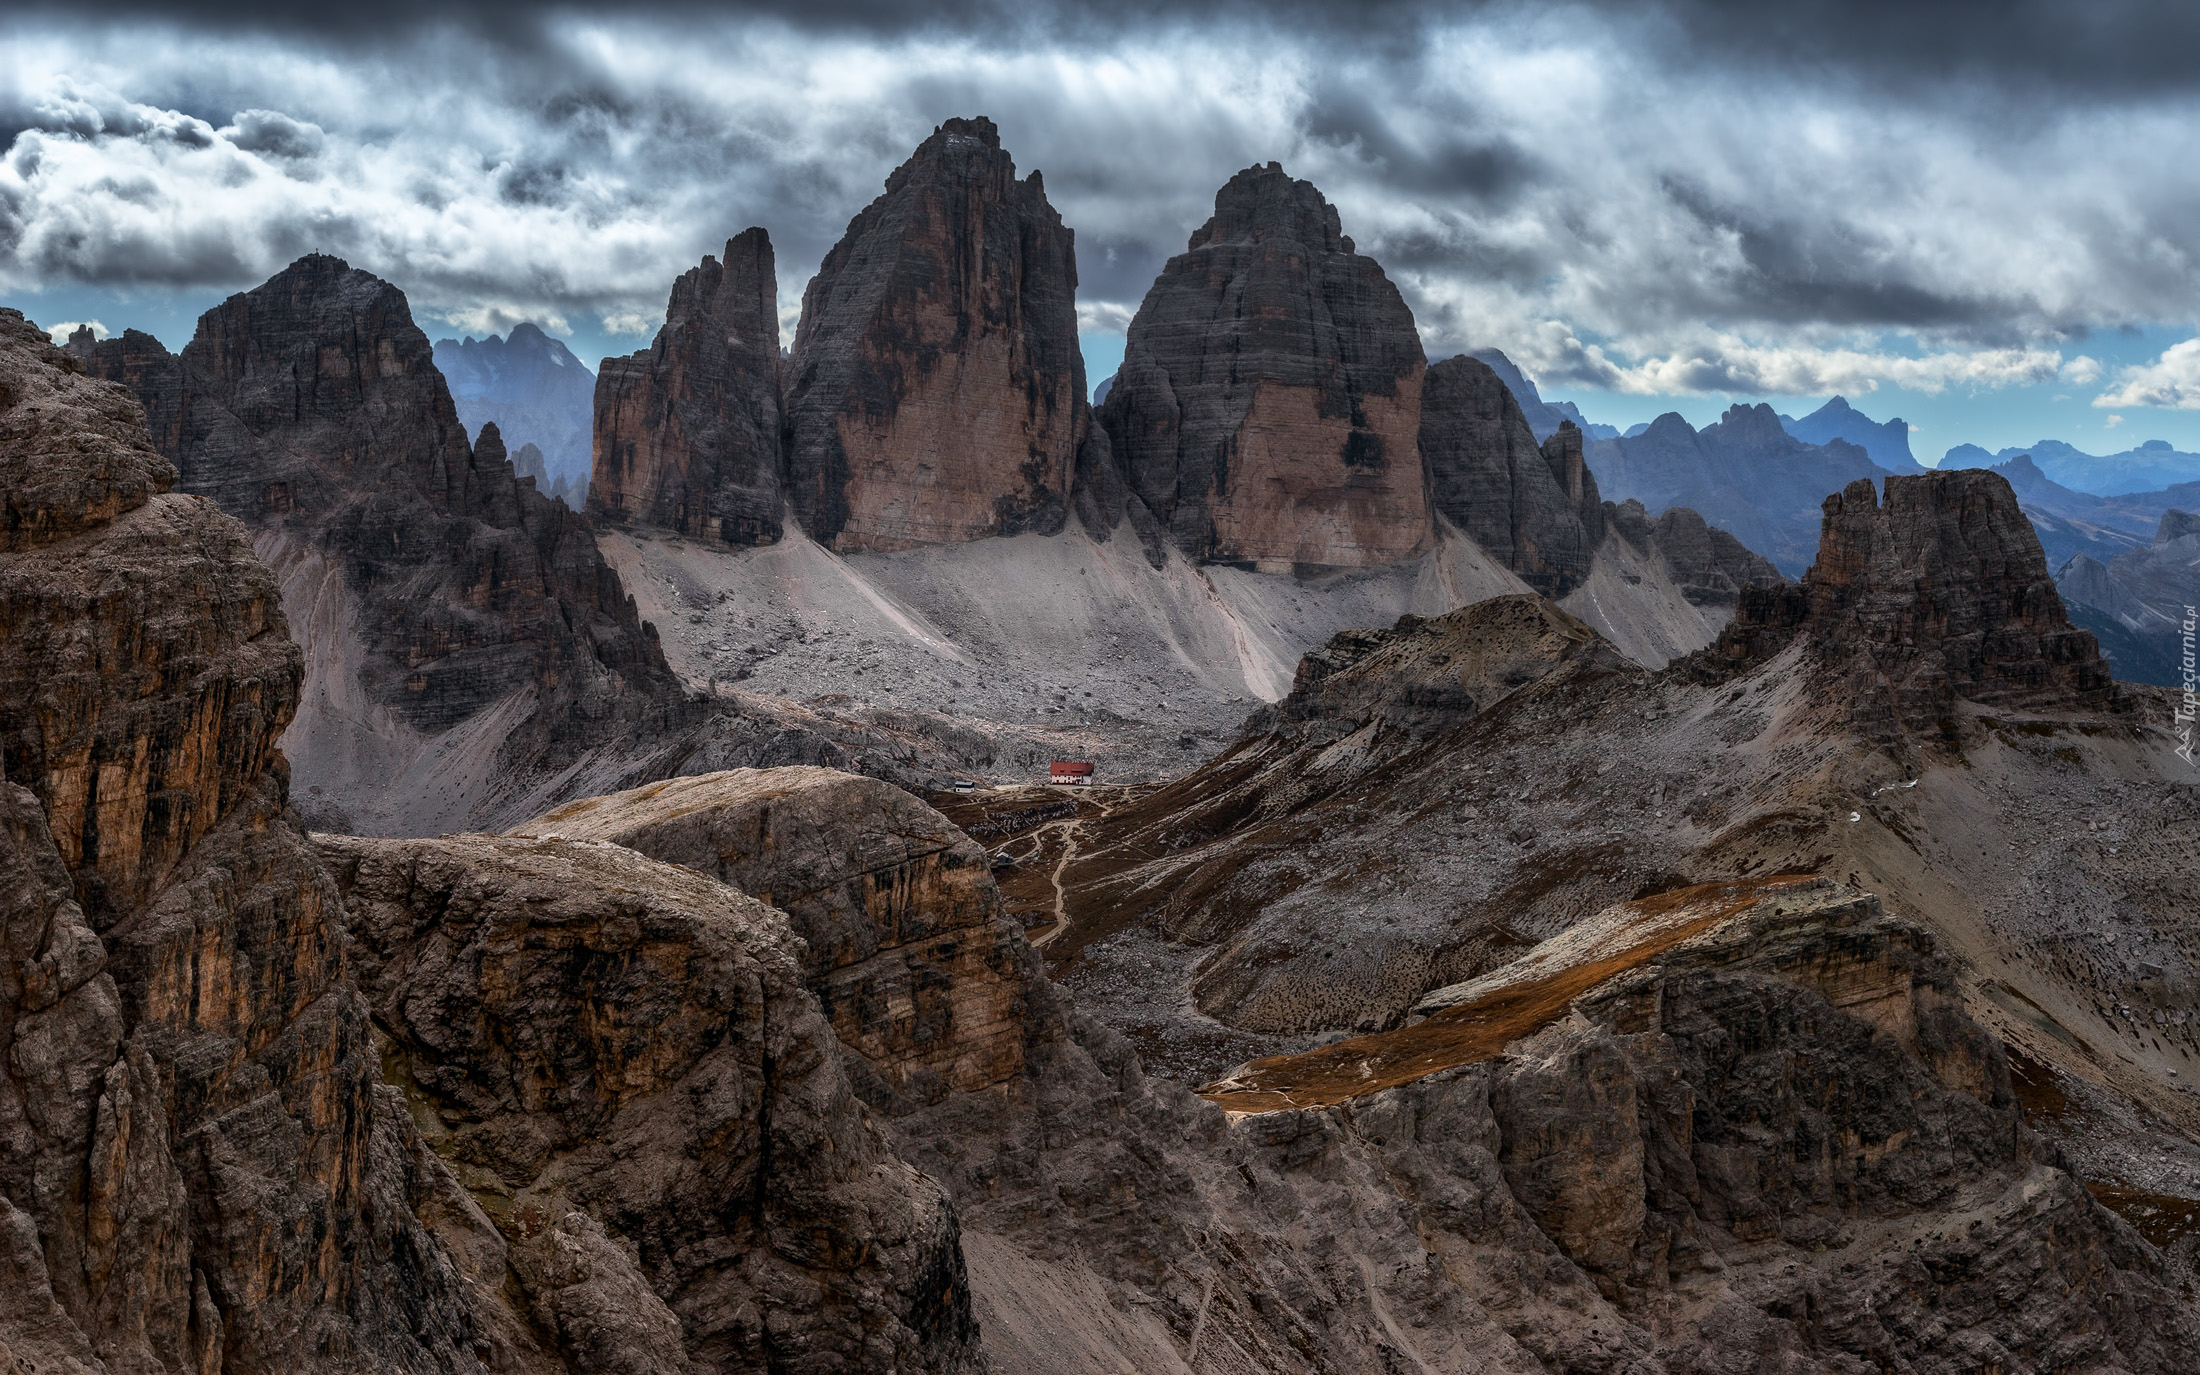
[1584,403,1890,575]
[1941,436,2200,495]
[2053,508,2200,687]
[1467,349,1619,441]
[1985,454,2153,568]
[1778,395,1919,470]
[432,323,596,492]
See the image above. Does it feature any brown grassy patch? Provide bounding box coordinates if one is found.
[2087,1181,2200,1252]
[1202,876,1820,1114]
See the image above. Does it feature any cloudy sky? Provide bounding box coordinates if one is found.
[9,0,2200,459]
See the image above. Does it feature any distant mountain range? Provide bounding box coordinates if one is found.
[432,322,595,500]
[1466,349,1619,441]
[1944,436,2200,495]
[1779,394,1920,470]
[1583,403,1890,575]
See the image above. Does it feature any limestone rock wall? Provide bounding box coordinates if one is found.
[0,308,511,1373]
[1707,468,2122,735]
[592,229,787,545]
[513,767,1028,1113]
[1097,162,1431,569]
[1419,354,1602,594]
[316,831,983,1374]
[784,117,1084,552]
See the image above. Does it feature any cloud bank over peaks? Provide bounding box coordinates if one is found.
[5,7,2200,408]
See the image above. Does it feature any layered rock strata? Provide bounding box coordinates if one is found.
[79,255,693,832]
[316,831,983,1374]
[1706,469,2123,737]
[1420,354,1603,595]
[1603,496,1784,606]
[784,117,1084,551]
[592,229,787,545]
[513,767,1026,1113]
[0,308,502,1372]
[1096,162,1432,569]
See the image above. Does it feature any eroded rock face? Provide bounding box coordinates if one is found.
[1708,469,2122,736]
[513,768,1027,1112]
[1198,884,2197,1372]
[79,255,692,833]
[592,229,787,545]
[316,831,983,1374]
[0,308,507,1373]
[1604,497,1785,607]
[1419,356,1605,595]
[1097,162,1431,569]
[785,117,1083,552]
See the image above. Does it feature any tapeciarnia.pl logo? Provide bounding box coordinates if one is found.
[2177,604,2197,766]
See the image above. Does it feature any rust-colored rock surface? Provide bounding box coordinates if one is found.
[1706,468,2122,736]
[0,308,509,1372]
[513,767,1028,1110]
[591,228,787,545]
[784,117,1083,552]
[1096,162,1431,569]
[316,831,983,1373]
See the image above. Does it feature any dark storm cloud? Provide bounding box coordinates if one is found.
[8,0,2200,399]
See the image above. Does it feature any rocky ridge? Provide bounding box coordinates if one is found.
[987,463,2200,1307]
[1704,469,2124,741]
[510,760,2199,1373]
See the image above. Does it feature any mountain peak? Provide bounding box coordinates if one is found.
[1192,162,1347,254]
[1704,468,2119,738]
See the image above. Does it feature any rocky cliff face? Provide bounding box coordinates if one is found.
[592,229,787,545]
[78,255,693,833]
[1706,469,2122,738]
[316,831,983,1374]
[1419,354,1604,595]
[0,308,514,1373]
[784,117,1083,552]
[512,768,1028,1113]
[1096,162,1431,569]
